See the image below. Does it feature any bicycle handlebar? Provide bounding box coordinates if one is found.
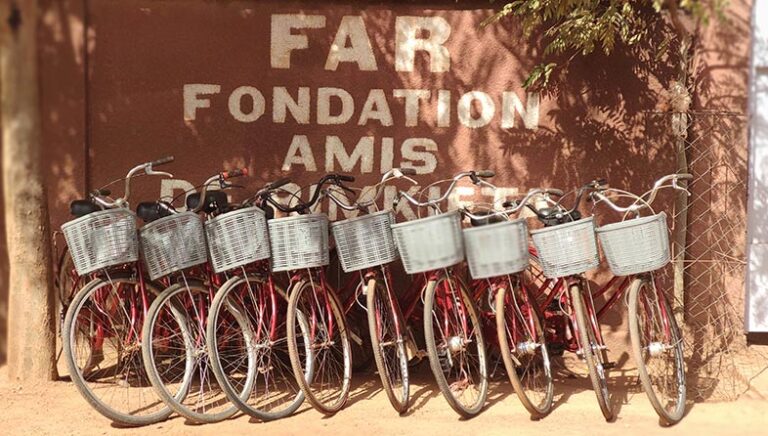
[462,188,563,221]
[590,173,692,215]
[90,156,175,209]
[261,173,356,214]
[396,170,494,210]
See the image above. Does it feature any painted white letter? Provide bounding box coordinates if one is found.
[325,136,374,173]
[183,84,220,121]
[458,91,495,128]
[395,16,451,72]
[282,135,317,171]
[271,14,326,69]
[325,16,378,71]
[358,89,393,126]
[401,138,438,174]
[393,89,430,127]
[228,86,265,123]
[317,87,355,125]
[501,92,540,130]
[273,87,310,124]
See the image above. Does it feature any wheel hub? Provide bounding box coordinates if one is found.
[447,336,465,353]
[516,341,541,355]
[647,341,667,357]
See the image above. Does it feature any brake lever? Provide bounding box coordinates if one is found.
[391,169,419,185]
[145,166,174,178]
[672,179,692,196]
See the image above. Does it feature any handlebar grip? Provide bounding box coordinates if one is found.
[502,200,517,208]
[150,156,174,167]
[267,177,291,190]
[547,189,564,197]
[399,168,417,176]
[335,174,356,182]
[222,167,249,179]
[94,188,111,197]
[677,173,693,180]
[477,170,495,178]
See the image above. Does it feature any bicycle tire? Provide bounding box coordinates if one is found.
[494,281,554,418]
[628,277,686,425]
[207,274,308,421]
[366,277,410,413]
[570,283,614,421]
[62,274,172,426]
[423,272,489,418]
[142,280,245,424]
[286,278,352,415]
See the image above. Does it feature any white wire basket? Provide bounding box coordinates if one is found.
[61,208,139,276]
[268,213,329,272]
[331,210,398,273]
[391,210,464,274]
[463,218,529,279]
[205,206,271,273]
[139,211,208,280]
[530,217,599,279]
[595,212,670,276]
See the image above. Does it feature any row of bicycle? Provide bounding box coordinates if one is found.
[57,156,689,427]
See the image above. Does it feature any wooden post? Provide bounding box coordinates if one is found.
[1,0,57,382]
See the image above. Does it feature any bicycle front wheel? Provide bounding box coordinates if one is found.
[366,276,410,413]
[495,277,554,418]
[570,283,613,421]
[62,274,171,426]
[207,274,307,421]
[423,272,488,418]
[628,276,686,424]
[142,280,245,423]
[286,277,352,415]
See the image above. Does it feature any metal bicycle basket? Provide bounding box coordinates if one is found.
[61,208,139,276]
[205,206,271,273]
[463,217,529,280]
[391,210,464,274]
[331,210,398,273]
[268,213,329,272]
[595,212,670,276]
[530,217,599,279]
[139,211,208,280]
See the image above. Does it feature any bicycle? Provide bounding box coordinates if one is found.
[320,168,419,413]
[391,170,493,418]
[589,173,690,424]
[522,179,616,421]
[204,175,313,421]
[259,173,359,415]
[61,156,177,426]
[140,168,251,424]
[461,188,563,419]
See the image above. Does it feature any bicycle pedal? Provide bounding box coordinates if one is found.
[350,331,364,346]
[603,361,617,370]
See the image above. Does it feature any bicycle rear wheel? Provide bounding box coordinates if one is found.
[495,277,553,418]
[286,277,352,415]
[628,276,686,424]
[423,272,488,418]
[207,274,308,421]
[366,276,410,413]
[570,283,613,421]
[62,274,172,426]
[142,280,245,423]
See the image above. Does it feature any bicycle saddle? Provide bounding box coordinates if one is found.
[136,201,174,223]
[186,190,228,214]
[69,200,100,218]
[468,211,506,227]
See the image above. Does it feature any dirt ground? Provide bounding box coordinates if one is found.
[3,357,767,436]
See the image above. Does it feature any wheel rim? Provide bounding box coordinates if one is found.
[634,280,686,418]
[290,280,351,411]
[370,279,409,410]
[67,277,168,421]
[145,283,239,421]
[209,276,306,418]
[498,277,553,414]
[429,275,487,413]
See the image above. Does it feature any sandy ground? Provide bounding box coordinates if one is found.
[3,357,767,436]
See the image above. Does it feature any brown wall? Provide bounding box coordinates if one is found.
[0,0,756,364]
